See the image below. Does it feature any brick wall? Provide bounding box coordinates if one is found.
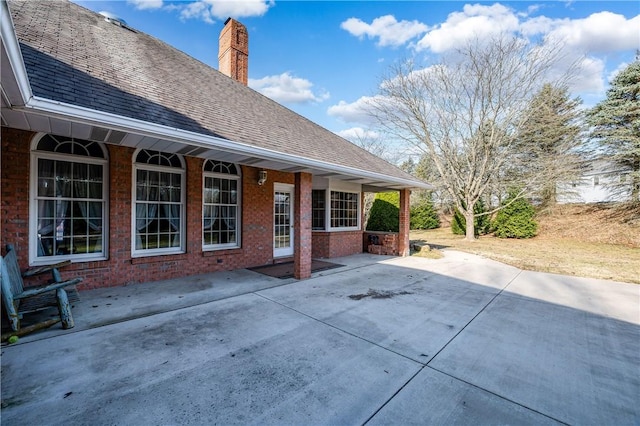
[1,128,31,253]
[312,231,363,258]
[363,231,399,256]
[1,128,367,290]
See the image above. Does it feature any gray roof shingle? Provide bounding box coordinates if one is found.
[8,0,425,185]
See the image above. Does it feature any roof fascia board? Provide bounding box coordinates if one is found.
[0,0,33,105]
[23,96,432,190]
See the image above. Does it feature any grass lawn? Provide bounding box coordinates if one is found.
[410,204,640,284]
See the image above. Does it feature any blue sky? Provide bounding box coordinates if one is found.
[74,0,639,144]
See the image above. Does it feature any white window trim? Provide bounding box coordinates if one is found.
[202,170,242,251]
[131,152,186,257]
[311,179,362,232]
[327,190,361,232]
[29,135,109,265]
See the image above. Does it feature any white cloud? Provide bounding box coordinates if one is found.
[567,56,606,94]
[336,127,380,141]
[249,72,330,104]
[347,4,638,58]
[127,0,163,10]
[327,96,381,125]
[180,0,274,23]
[544,12,640,54]
[519,15,556,37]
[340,15,428,47]
[416,3,520,53]
[180,2,214,23]
[531,12,639,96]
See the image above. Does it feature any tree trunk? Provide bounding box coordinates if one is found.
[464,209,476,241]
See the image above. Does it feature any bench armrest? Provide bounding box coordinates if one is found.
[14,278,83,299]
[22,260,72,277]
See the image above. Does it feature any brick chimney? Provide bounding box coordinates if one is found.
[218,18,248,85]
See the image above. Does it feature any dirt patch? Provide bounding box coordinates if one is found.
[536,203,640,247]
[411,203,640,284]
[348,289,413,300]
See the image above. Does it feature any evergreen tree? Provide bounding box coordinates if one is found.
[516,84,584,207]
[587,59,640,203]
[493,190,538,239]
[410,195,440,230]
[366,192,400,232]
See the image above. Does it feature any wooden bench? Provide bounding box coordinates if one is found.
[1,244,82,332]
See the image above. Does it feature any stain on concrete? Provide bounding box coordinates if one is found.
[348,289,413,300]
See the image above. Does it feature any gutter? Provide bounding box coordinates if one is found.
[24,97,432,190]
[0,0,32,105]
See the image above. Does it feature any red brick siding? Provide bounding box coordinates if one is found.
[1,128,365,289]
[294,172,312,279]
[1,128,32,257]
[363,231,399,256]
[312,231,363,258]
[399,189,410,256]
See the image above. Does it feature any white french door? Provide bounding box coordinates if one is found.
[273,183,294,257]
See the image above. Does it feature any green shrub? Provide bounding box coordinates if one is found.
[451,198,491,236]
[366,192,399,232]
[410,198,440,230]
[493,193,538,239]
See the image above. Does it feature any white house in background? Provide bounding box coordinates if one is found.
[558,159,633,204]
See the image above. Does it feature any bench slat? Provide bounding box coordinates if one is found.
[17,287,80,314]
[14,278,83,299]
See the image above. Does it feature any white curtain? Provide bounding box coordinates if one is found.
[73,164,103,231]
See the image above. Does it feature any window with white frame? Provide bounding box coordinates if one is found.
[133,149,185,255]
[312,190,326,230]
[203,160,240,249]
[330,191,359,229]
[31,134,108,262]
[310,187,360,231]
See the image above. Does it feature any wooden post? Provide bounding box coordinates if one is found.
[1,256,20,331]
[56,288,74,329]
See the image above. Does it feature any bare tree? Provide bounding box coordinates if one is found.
[370,36,571,240]
[401,153,453,212]
[344,128,400,226]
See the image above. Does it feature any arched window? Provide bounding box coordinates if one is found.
[133,149,185,255]
[30,134,108,263]
[203,160,241,249]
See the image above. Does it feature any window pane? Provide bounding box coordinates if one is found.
[88,164,101,180]
[203,174,240,248]
[35,145,106,259]
[134,155,185,253]
[312,190,325,230]
[330,191,359,228]
[55,161,72,197]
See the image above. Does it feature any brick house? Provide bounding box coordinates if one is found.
[1,0,430,289]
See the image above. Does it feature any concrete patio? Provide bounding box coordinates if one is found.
[1,251,639,425]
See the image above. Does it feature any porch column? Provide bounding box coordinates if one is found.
[399,188,411,257]
[294,172,312,279]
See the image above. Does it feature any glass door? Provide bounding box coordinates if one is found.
[274,183,294,257]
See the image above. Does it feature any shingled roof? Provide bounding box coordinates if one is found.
[2,0,430,190]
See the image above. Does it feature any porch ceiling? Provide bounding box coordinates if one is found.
[0,105,417,192]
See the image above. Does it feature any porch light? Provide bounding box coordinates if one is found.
[258,170,267,186]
